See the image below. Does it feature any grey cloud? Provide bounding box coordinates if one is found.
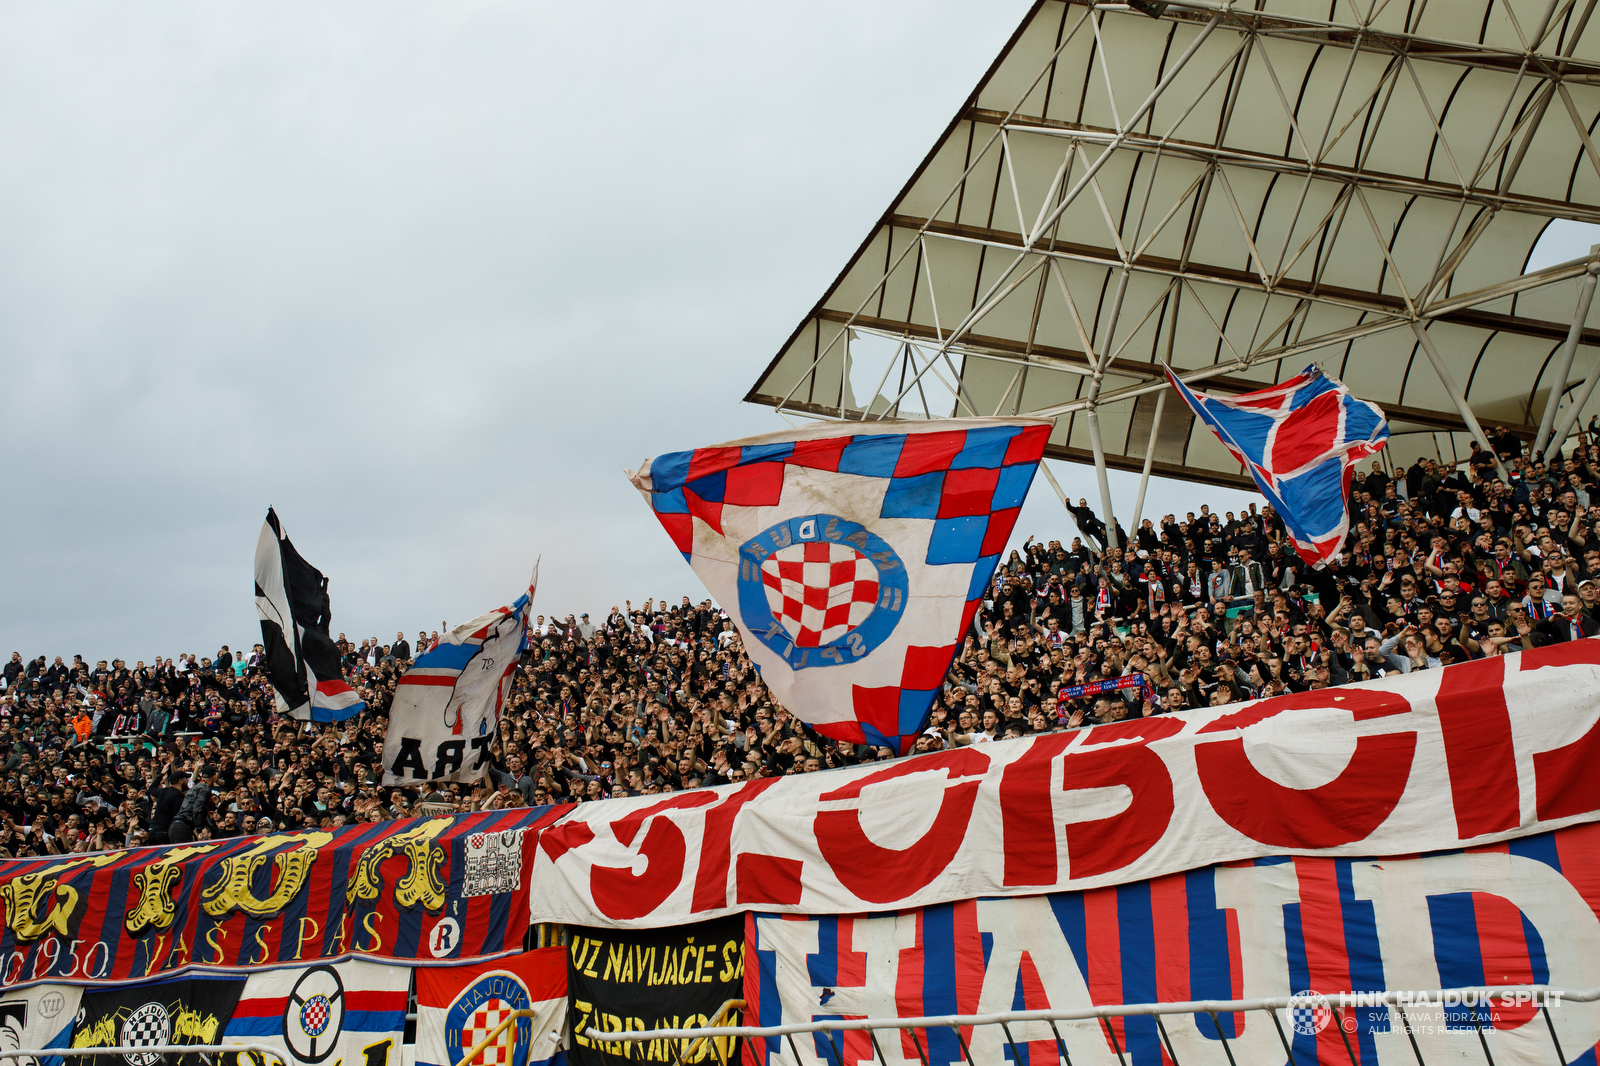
[2,0,1268,661]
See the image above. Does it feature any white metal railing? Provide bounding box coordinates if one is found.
[0,1045,289,1065]
[586,985,1600,1066]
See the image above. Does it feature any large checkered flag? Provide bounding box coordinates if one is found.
[628,418,1051,753]
[254,508,366,722]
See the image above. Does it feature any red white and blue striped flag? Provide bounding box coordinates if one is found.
[1165,365,1388,567]
[416,948,567,1066]
[383,562,537,785]
[224,960,410,1066]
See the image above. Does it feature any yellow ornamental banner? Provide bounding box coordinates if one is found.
[0,807,564,988]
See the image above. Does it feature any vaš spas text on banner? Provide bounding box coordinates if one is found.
[627,419,1051,753]
[0,806,562,988]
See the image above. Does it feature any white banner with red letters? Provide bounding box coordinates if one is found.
[527,640,1600,929]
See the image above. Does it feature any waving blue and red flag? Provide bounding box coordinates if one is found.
[1165,365,1387,567]
[628,418,1051,754]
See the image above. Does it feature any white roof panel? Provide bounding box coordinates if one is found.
[749,0,1600,488]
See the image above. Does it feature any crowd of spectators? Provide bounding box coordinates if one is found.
[5,423,1600,859]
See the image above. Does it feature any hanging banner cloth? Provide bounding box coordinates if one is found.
[529,640,1600,927]
[0,806,565,990]
[743,821,1600,1066]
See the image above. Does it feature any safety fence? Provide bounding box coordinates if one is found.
[586,986,1600,1066]
[0,1045,290,1066]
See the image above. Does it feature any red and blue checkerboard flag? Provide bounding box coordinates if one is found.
[628,418,1052,754]
[1164,365,1388,568]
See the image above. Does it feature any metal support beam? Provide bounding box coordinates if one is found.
[1534,252,1600,455]
[1408,321,1509,484]
[1086,409,1120,551]
[1546,351,1600,465]
[1131,389,1166,529]
[1080,256,1130,554]
[1542,260,1600,463]
[985,113,1600,227]
[752,0,1600,493]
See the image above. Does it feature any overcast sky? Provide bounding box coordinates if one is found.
[33,0,1555,662]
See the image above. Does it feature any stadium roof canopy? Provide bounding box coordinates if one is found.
[747,0,1600,523]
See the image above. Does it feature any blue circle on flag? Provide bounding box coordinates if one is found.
[445,971,534,1066]
[736,514,908,670]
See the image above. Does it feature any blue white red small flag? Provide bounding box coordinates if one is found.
[628,418,1052,754]
[1165,365,1387,567]
[224,960,409,1066]
[416,948,567,1066]
[383,562,538,785]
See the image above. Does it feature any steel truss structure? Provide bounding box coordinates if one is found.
[747,0,1600,534]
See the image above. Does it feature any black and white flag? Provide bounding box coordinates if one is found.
[254,508,366,722]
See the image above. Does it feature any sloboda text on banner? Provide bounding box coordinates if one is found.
[528,640,1600,926]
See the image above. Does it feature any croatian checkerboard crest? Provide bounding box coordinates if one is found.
[736,514,908,668]
[444,972,532,1066]
[283,965,345,1064]
[629,417,1051,753]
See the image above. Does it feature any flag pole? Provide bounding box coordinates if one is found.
[1131,388,1166,529]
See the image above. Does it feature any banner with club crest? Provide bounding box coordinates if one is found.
[416,947,567,1066]
[67,976,243,1066]
[0,808,565,990]
[628,418,1051,754]
[224,960,409,1066]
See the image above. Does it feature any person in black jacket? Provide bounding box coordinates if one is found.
[146,770,186,846]
[1067,498,1109,550]
[169,766,211,842]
